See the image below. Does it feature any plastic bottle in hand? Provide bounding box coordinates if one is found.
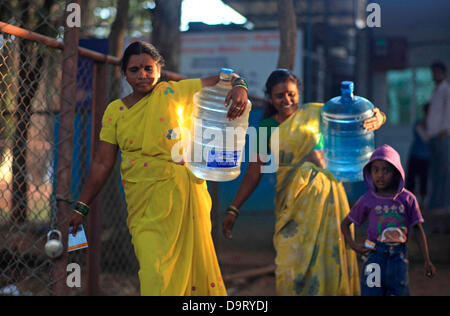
[321,81,375,182]
[186,68,252,182]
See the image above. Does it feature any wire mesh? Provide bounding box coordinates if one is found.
[1,0,138,296]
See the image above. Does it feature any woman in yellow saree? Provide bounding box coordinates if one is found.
[272,103,360,295]
[223,69,386,295]
[68,41,249,295]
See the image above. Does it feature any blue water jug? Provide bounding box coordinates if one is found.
[321,81,375,182]
[186,68,252,182]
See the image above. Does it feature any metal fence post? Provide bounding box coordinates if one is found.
[86,62,107,296]
[52,1,79,296]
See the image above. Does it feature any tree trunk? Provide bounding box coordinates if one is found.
[277,0,297,70]
[150,0,182,73]
[80,0,97,38]
[107,0,129,102]
[10,0,55,224]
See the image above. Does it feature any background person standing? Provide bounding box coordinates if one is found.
[406,103,430,208]
[426,62,450,213]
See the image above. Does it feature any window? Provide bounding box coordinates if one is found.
[386,68,434,125]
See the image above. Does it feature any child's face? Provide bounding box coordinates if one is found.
[370,160,396,193]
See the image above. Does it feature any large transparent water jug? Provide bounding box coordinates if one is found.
[186,68,252,181]
[321,81,375,182]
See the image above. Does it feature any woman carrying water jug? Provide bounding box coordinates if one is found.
[223,69,386,296]
[68,41,249,296]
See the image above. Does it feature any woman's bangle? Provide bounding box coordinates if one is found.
[232,77,248,90]
[232,77,247,85]
[232,84,248,91]
[380,112,386,125]
[73,201,90,216]
[226,205,240,218]
[73,209,86,217]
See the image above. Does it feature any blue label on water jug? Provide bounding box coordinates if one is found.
[207,149,240,168]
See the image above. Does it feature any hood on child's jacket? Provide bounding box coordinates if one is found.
[363,144,405,195]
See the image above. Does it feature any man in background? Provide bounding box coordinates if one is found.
[426,61,450,214]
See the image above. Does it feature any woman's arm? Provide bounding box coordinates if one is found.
[68,141,118,235]
[305,149,325,168]
[201,74,249,121]
[363,107,386,131]
[222,158,265,239]
[79,141,118,204]
[231,159,265,209]
[201,75,220,87]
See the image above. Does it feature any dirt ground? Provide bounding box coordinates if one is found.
[217,231,450,296]
[218,249,450,296]
[4,240,448,296]
[2,215,449,296]
[99,214,450,296]
[98,240,450,296]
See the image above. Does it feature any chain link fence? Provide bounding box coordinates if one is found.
[0,0,139,296]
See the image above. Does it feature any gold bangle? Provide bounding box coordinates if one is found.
[227,210,239,217]
[226,205,240,217]
[73,209,85,217]
[74,201,90,216]
[78,201,89,208]
[232,84,248,91]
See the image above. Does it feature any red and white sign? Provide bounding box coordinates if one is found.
[180,30,303,98]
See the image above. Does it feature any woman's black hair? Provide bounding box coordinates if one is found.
[263,69,303,119]
[120,41,165,74]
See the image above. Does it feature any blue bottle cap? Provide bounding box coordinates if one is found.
[341,81,354,93]
[220,68,234,74]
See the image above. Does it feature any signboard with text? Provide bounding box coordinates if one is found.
[180,30,303,99]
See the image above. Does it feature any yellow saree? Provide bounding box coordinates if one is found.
[273,103,360,296]
[99,79,226,296]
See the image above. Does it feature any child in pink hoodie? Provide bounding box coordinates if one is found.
[341,144,435,296]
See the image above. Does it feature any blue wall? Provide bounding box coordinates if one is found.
[212,108,277,213]
[210,107,367,214]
